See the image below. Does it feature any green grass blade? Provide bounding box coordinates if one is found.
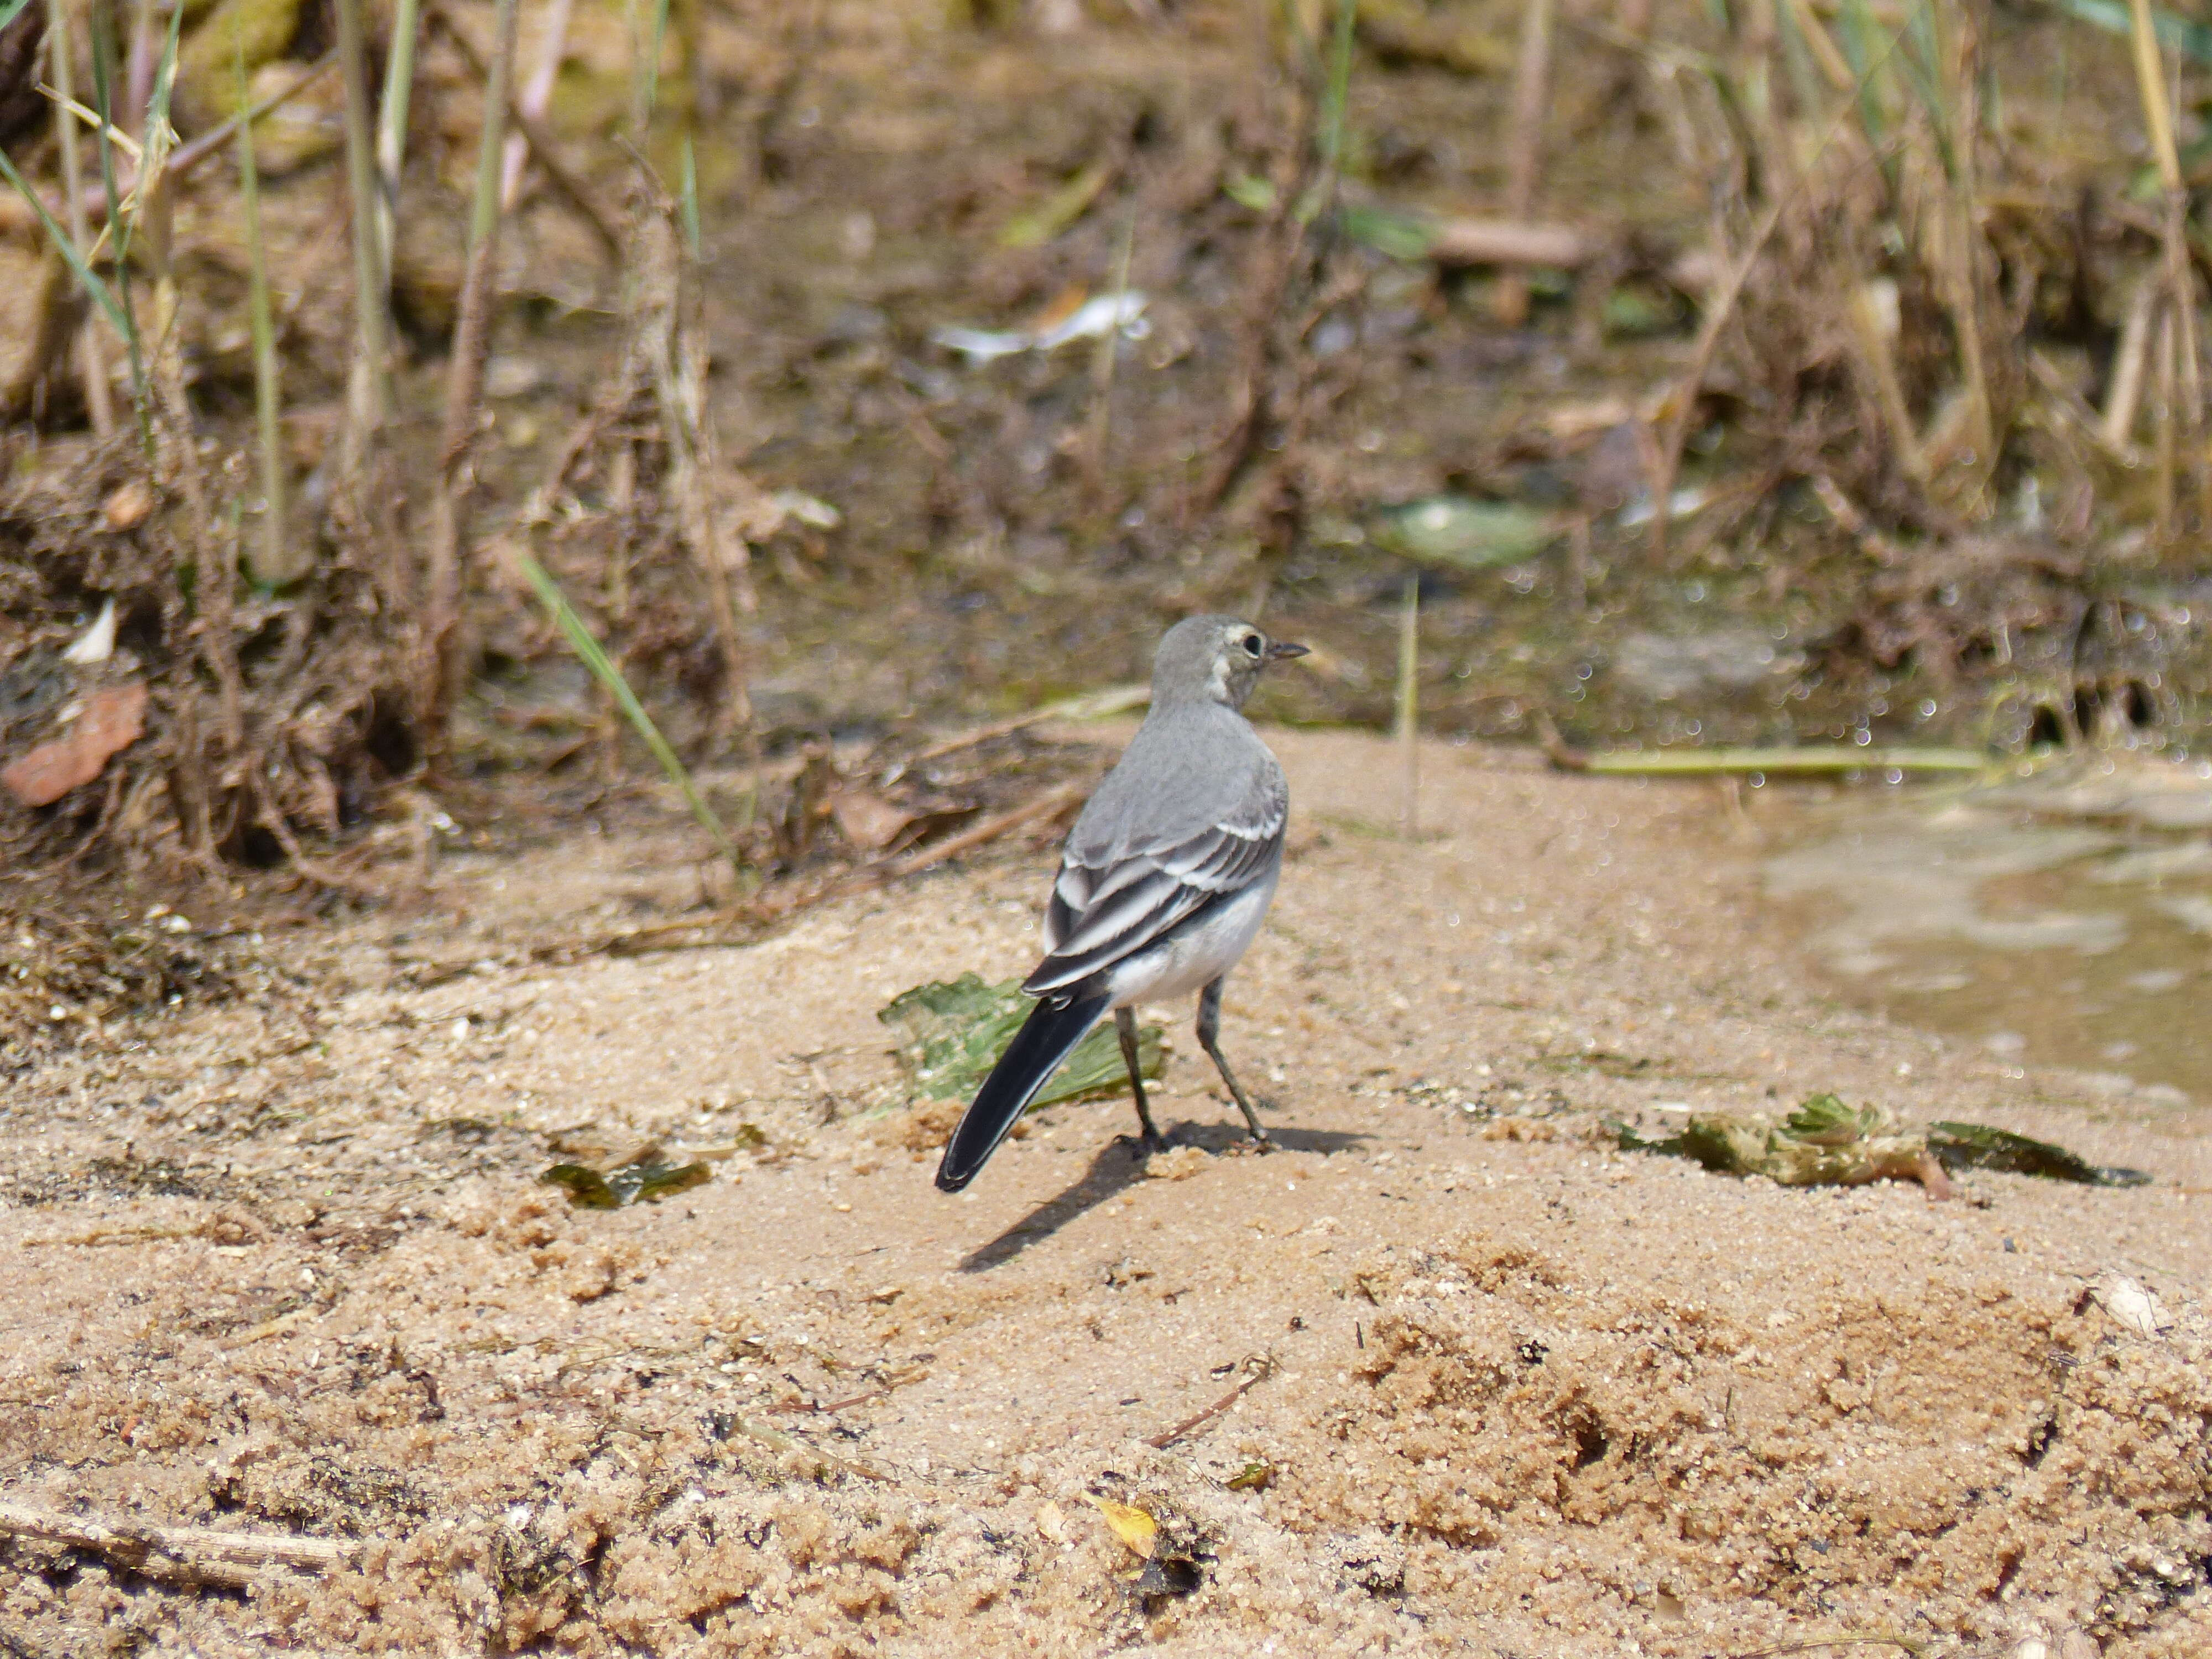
[649,0,670,121]
[679,134,700,262]
[514,550,741,869]
[0,145,133,340]
[2052,0,2212,66]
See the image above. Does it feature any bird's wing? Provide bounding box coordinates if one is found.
[1025,765,1286,994]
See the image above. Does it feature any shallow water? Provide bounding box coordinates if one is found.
[1755,754,2212,1104]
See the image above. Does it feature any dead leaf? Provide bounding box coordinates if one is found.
[830,785,920,852]
[3,682,149,807]
[2093,1273,2171,1338]
[1085,1495,1157,1559]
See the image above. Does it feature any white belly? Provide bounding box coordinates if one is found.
[1100,868,1279,1009]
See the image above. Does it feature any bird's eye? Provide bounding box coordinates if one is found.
[1242,635,1263,658]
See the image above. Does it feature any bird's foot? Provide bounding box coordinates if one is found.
[1118,1129,1170,1160]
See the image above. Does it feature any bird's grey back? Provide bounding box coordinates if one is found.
[1065,699,1285,863]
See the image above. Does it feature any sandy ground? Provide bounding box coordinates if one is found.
[4,727,2212,1657]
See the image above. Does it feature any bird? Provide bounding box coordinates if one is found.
[935,615,1307,1194]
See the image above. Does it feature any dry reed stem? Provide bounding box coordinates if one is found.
[1951,18,1995,468]
[2122,0,2204,529]
[335,0,391,456]
[2152,301,2177,536]
[2102,274,2156,451]
[374,0,423,294]
[1809,473,1902,565]
[123,0,156,129]
[1086,207,1136,503]
[0,1501,354,1590]
[143,249,245,758]
[45,0,114,434]
[1494,0,1554,328]
[1395,576,1418,837]
[233,32,290,585]
[422,0,521,743]
[630,183,758,750]
[1844,280,1925,481]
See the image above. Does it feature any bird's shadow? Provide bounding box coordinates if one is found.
[957,1119,1370,1274]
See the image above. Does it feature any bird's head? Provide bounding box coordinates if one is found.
[1153,615,1309,712]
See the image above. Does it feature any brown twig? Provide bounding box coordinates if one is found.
[1807,473,1902,566]
[770,1366,931,1416]
[0,1501,354,1590]
[1645,192,1786,562]
[880,780,1085,880]
[1531,709,1585,770]
[1147,1354,1274,1449]
[1493,0,1555,328]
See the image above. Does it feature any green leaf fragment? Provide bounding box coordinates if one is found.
[1927,1121,2152,1188]
[541,1147,712,1208]
[879,973,1161,1110]
[1369,497,1559,571]
[1337,201,1438,262]
[1617,1097,2151,1191]
[998,160,1114,249]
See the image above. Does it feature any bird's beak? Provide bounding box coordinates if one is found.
[1265,640,1310,662]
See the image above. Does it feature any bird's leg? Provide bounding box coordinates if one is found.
[1197,978,1269,1146]
[1117,1006,1165,1153]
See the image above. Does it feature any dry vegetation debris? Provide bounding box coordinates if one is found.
[2,0,2209,898]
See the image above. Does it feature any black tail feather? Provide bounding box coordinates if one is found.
[934,994,1111,1193]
